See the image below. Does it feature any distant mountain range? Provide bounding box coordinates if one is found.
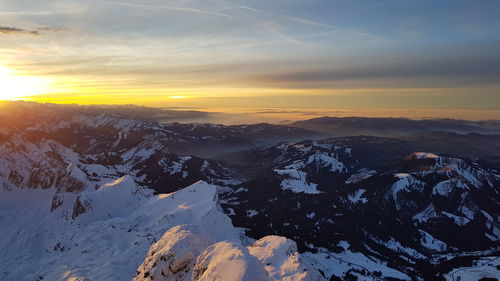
[291,116,500,137]
[0,101,498,281]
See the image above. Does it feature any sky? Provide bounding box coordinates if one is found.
[0,0,500,121]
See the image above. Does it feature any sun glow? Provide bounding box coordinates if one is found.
[0,66,54,101]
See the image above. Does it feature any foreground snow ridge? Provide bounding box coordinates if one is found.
[0,175,317,281]
[0,179,233,281]
[135,227,316,281]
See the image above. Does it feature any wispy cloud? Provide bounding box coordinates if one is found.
[106,1,309,45]
[253,55,500,88]
[212,0,382,40]
[107,1,235,19]
[0,25,39,35]
[9,44,500,91]
[0,25,72,36]
[36,27,73,33]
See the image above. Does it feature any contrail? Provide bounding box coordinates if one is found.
[107,1,235,19]
[211,0,382,40]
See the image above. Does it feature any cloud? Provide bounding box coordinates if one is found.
[255,110,305,114]
[0,25,71,36]
[0,25,39,35]
[107,1,234,19]
[36,27,72,33]
[11,47,500,91]
[211,0,382,40]
[2,0,500,94]
[251,54,500,89]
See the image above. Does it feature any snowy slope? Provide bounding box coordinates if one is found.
[135,231,320,281]
[267,141,351,194]
[443,256,500,281]
[1,177,321,281]
[0,180,239,281]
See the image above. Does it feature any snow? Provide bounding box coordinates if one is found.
[52,114,146,132]
[121,145,157,162]
[246,210,259,218]
[275,169,320,194]
[134,225,215,281]
[179,155,192,162]
[161,158,183,174]
[0,138,93,193]
[235,187,249,193]
[311,141,333,150]
[413,206,474,227]
[136,233,320,281]
[2,113,499,281]
[460,204,476,220]
[290,143,312,153]
[413,152,439,159]
[74,176,151,223]
[442,211,471,226]
[193,241,269,281]
[66,163,90,184]
[306,212,316,219]
[1,175,322,281]
[390,174,424,210]
[0,180,238,281]
[0,186,55,210]
[248,236,316,281]
[275,168,302,179]
[345,171,376,184]
[395,173,411,179]
[432,180,456,196]
[348,189,368,204]
[272,142,349,194]
[485,233,497,241]
[444,256,500,281]
[190,236,319,281]
[281,176,320,194]
[481,211,500,240]
[423,156,495,189]
[418,230,447,252]
[303,244,411,281]
[306,152,345,173]
[413,204,438,223]
[159,155,192,176]
[376,237,426,259]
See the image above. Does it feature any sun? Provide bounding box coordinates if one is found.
[0,65,53,101]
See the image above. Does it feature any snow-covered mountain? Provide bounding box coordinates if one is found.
[0,102,316,194]
[218,140,500,280]
[1,102,499,281]
[0,129,232,196]
[134,225,320,281]
[2,177,314,280]
[0,101,318,159]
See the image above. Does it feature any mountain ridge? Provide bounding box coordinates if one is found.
[0,102,498,280]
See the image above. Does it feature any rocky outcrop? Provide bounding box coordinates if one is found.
[135,226,318,281]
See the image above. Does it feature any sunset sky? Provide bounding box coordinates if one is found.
[1,0,499,120]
